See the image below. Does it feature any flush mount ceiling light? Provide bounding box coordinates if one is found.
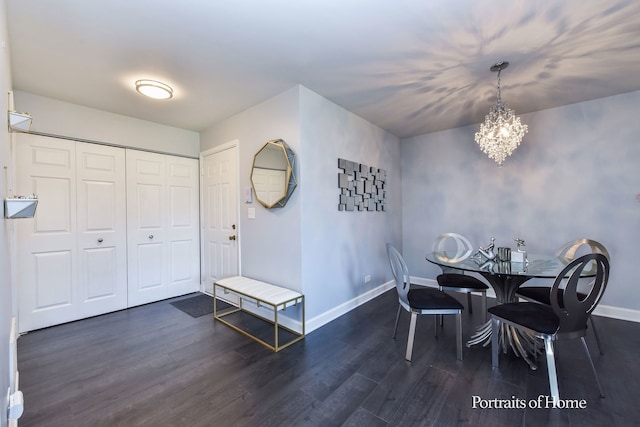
[474,61,528,166]
[135,79,173,100]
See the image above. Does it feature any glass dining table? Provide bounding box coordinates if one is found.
[426,250,594,369]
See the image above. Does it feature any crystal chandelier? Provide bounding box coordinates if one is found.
[474,61,527,166]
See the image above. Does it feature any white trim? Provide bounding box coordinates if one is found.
[305,280,395,333]
[200,140,238,156]
[25,130,198,159]
[592,304,640,323]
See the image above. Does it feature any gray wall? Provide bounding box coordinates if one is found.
[401,90,640,315]
[201,85,402,325]
[200,86,303,292]
[299,87,401,320]
[13,91,200,158]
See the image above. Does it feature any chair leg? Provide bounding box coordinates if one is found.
[439,287,444,327]
[456,312,463,361]
[491,317,499,368]
[467,292,473,313]
[406,312,417,361]
[581,337,605,398]
[481,292,487,322]
[392,304,401,339]
[544,336,560,405]
[589,316,605,356]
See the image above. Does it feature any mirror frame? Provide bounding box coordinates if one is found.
[250,139,297,209]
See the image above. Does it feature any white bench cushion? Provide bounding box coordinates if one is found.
[215,276,302,307]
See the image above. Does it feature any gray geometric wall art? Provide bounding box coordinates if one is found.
[338,158,387,212]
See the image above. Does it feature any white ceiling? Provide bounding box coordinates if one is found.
[6,0,640,138]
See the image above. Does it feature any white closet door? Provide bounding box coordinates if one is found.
[126,150,199,306]
[166,156,200,297]
[76,142,127,317]
[126,150,167,306]
[16,135,129,333]
[16,135,78,332]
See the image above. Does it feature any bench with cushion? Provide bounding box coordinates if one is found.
[213,276,305,352]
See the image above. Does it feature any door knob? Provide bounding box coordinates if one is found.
[229,235,236,241]
[97,238,103,243]
[148,235,154,239]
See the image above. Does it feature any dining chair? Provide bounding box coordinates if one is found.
[386,243,464,361]
[432,233,489,320]
[489,253,609,403]
[516,238,609,354]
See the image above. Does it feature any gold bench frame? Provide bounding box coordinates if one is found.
[213,281,305,352]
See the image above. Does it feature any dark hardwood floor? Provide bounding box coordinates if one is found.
[17,289,640,426]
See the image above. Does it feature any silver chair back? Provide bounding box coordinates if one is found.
[550,253,609,340]
[386,243,410,309]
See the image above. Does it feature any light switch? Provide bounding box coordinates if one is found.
[248,207,256,219]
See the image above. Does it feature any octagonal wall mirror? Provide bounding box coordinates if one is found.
[250,139,297,209]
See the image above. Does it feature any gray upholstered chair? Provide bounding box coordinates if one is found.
[432,233,489,321]
[387,244,463,361]
[489,253,609,403]
[517,238,609,354]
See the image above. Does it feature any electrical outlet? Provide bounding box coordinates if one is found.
[364,275,371,283]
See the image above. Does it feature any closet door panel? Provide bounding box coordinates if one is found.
[170,240,192,280]
[82,247,118,299]
[16,135,78,333]
[126,150,168,306]
[166,157,199,296]
[76,143,127,317]
[137,184,163,229]
[136,242,163,290]
[30,176,75,236]
[33,251,73,308]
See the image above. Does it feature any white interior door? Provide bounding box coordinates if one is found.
[127,150,199,306]
[16,135,78,332]
[76,142,127,317]
[201,144,239,295]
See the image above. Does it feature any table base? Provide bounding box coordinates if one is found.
[467,272,541,369]
[467,320,540,370]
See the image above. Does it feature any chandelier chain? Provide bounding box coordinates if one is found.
[496,69,502,105]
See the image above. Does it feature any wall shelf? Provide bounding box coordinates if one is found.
[4,198,38,219]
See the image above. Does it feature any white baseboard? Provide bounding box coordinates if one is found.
[305,280,395,333]
[592,304,640,323]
